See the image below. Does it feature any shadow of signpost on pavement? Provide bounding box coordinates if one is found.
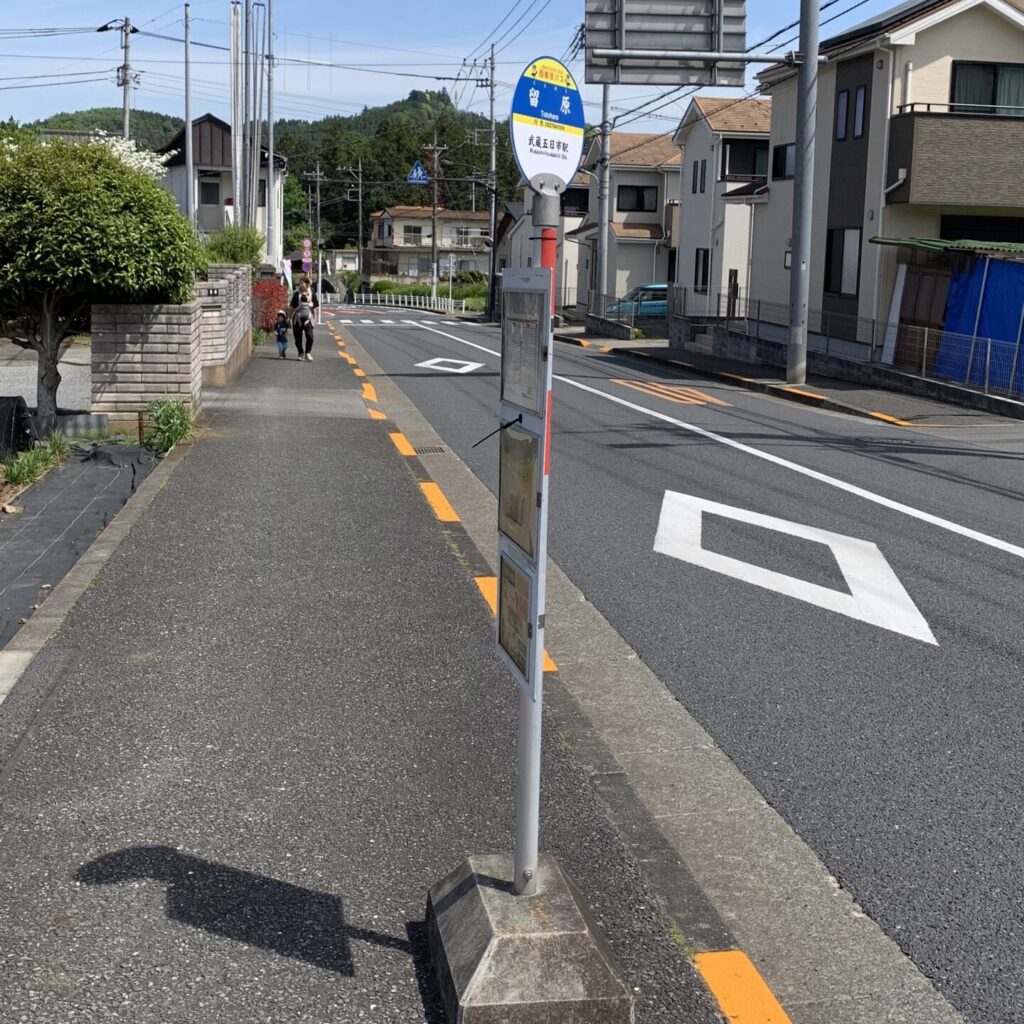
[76,845,444,1021]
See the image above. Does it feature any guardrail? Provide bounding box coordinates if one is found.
[351,292,466,314]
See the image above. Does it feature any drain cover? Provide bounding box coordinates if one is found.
[414,445,447,455]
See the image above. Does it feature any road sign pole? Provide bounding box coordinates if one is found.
[513,188,558,898]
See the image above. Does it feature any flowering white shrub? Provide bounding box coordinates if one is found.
[89,130,174,179]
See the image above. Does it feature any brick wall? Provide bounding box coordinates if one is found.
[91,303,203,425]
[90,264,252,424]
[198,264,253,387]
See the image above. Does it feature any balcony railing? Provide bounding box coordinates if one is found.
[897,101,1024,117]
[886,109,1024,206]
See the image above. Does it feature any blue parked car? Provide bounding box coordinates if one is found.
[606,283,668,316]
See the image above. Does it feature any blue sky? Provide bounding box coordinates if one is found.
[3,0,899,131]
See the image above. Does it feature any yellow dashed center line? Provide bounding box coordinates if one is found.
[419,481,460,522]
[474,576,557,672]
[694,950,792,1024]
[367,408,388,421]
[389,432,416,457]
[353,368,365,378]
[361,382,378,403]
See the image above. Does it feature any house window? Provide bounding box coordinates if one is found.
[721,139,769,180]
[952,61,1024,116]
[617,184,658,212]
[772,143,796,180]
[691,161,699,194]
[853,85,866,138]
[403,225,423,245]
[694,248,710,293]
[258,178,266,207]
[456,226,473,245]
[699,158,707,194]
[199,180,219,206]
[824,228,861,296]
[836,89,849,140]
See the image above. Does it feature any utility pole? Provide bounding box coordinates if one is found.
[242,0,252,228]
[424,135,447,303]
[184,4,194,226]
[487,42,498,319]
[303,165,326,314]
[787,0,820,384]
[596,84,612,317]
[356,157,363,284]
[119,17,134,139]
[266,0,276,265]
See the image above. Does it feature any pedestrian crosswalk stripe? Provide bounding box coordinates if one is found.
[442,320,459,325]
[613,379,731,407]
[361,318,374,323]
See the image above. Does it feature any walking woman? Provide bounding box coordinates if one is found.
[289,278,319,361]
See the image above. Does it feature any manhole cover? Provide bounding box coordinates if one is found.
[414,446,447,455]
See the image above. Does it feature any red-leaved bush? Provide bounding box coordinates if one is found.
[252,280,288,330]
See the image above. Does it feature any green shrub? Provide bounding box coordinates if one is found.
[463,297,486,312]
[205,224,265,277]
[145,399,193,454]
[371,280,396,293]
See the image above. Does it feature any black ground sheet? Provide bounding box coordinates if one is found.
[0,445,154,647]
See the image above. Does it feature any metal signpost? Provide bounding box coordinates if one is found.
[499,55,585,898]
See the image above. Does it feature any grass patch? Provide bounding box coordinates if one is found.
[3,446,54,486]
[44,431,70,462]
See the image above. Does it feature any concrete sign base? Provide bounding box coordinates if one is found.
[426,853,634,1023]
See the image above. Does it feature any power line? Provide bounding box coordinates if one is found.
[466,0,528,61]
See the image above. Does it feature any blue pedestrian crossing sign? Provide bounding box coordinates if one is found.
[407,160,429,185]
[510,56,585,191]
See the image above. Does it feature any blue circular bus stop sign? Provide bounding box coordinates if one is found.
[510,56,585,192]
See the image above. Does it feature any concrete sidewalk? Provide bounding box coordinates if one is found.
[0,343,721,1023]
[554,327,1021,428]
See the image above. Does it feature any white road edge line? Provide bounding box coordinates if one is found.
[413,323,1024,560]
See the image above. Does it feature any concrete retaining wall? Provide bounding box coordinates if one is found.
[669,316,1024,419]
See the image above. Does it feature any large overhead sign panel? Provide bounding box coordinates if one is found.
[584,0,747,86]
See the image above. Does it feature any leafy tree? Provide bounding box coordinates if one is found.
[29,108,183,151]
[204,224,265,276]
[0,138,204,416]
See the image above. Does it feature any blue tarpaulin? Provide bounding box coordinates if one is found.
[934,258,1024,395]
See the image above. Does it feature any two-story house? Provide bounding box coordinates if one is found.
[748,0,1024,337]
[569,132,682,307]
[494,172,590,310]
[365,206,491,282]
[158,114,287,263]
[673,97,772,316]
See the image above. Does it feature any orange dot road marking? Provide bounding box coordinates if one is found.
[419,482,460,522]
[389,432,416,457]
[694,950,792,1024]
[613,379,731,407]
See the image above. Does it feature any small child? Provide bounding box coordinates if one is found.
[274,310,289,359]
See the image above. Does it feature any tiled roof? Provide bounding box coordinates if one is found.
[693,97,772,135]
[368,206,490,221]
[605,132,681,167]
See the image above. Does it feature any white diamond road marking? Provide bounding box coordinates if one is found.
[653,491,937,645]
[415,357,484,375]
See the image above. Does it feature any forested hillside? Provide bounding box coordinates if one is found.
[29,108,183,151]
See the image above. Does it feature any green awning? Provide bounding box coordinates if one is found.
[869,236,1024,255]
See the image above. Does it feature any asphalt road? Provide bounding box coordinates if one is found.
[336,309,1024,1024]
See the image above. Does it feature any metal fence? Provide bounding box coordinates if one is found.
[587,292,670,335]
[351,292,466,314]
[669,285,1024,399]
